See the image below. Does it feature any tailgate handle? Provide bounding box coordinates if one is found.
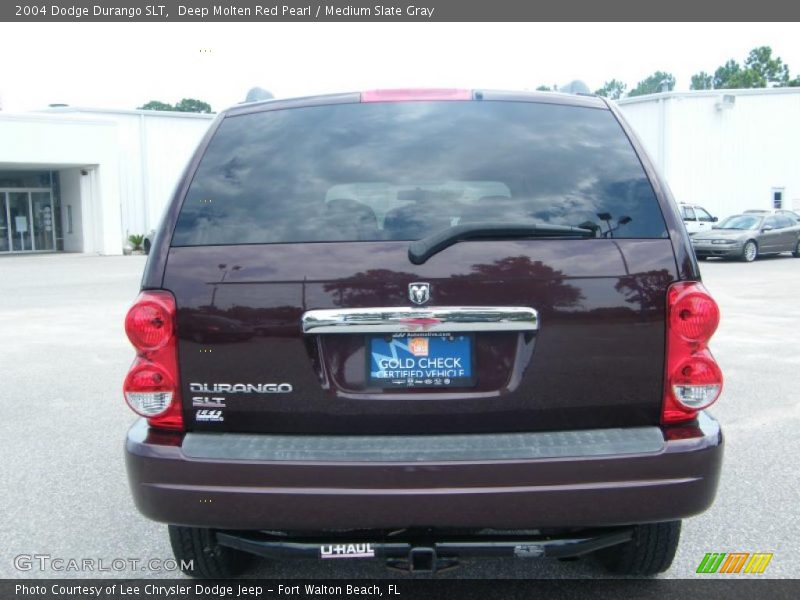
[301,306,538,334]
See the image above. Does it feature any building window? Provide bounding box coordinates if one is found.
[773,189,784,209]
[66,205,73,234]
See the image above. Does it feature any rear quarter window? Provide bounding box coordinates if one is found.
[172,101,668,246]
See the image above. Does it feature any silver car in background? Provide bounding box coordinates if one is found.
[692,213,800,262]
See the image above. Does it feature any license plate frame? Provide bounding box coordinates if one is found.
[366,332,476,389]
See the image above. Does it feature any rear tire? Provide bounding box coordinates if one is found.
[741,240,758,262]
[596,521,681,575]
[168,525,256,579]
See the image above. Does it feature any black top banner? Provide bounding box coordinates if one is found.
[4,0,800,22]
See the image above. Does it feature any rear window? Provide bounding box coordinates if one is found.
[719,215,762,230]
[172,101,667,246]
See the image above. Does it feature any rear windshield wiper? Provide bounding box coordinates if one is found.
[408,222,595,265]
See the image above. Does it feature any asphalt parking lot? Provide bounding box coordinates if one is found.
[1,252,798,580]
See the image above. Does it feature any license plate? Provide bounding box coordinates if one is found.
[367,332,475,388]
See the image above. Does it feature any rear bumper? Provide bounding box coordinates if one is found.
[125,414,723,531]
[692,242,742,257]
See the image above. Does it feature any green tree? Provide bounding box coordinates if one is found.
[710,47,792,89]
[137,98,213,113]
[535,85,552,91]
[690,71,714,90]
[594,79,627,100]
[628,71,675,97]
[712,60,743,88]
[138,100,175,111]
[173,98,213,113]
[743,46,790,86]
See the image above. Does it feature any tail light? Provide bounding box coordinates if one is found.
[663,282,722,423]
[123,291,183,430]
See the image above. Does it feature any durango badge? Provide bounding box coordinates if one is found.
[190,383,293,394]
[409,282,431,305]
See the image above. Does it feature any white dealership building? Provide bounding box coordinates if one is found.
[618,87,800,220]
[0,107,213,255]
[0,87,798,255]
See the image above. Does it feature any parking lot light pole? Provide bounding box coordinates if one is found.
[210,264,241,307]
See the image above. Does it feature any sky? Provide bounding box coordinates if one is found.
[1,22,799,112]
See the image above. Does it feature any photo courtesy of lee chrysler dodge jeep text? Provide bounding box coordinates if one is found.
[123,88,724,577]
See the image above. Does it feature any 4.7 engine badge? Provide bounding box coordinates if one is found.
[195,409,224,422]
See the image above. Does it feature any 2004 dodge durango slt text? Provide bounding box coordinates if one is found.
[123,88,724,577]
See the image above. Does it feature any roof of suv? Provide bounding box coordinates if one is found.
[224,89,609,118]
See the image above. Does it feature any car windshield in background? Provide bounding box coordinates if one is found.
[717,215,762,230]
[172,101,668,246]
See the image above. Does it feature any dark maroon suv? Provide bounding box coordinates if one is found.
[124,88,724,577]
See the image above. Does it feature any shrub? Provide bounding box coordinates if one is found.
[128,234,145,251]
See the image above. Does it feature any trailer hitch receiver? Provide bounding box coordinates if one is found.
[386,546,459,574]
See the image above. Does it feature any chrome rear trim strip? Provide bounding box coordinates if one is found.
[301,306,538,334]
